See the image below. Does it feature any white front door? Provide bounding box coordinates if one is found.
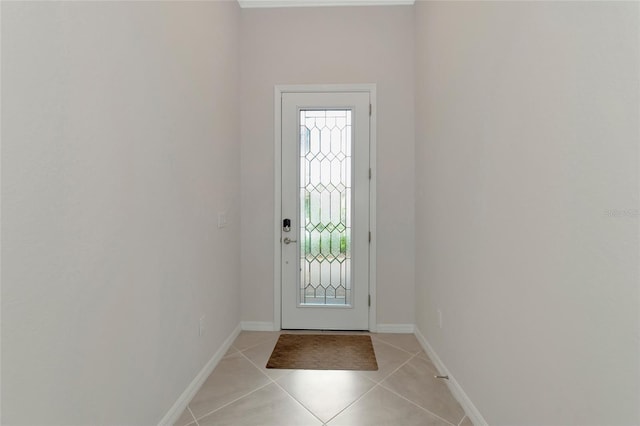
[281,91,370,330]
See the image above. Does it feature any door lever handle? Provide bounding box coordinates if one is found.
[283,237,297,244]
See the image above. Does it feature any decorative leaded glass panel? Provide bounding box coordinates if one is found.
[299,109,352,305]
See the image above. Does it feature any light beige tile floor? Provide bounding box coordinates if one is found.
[175,331,473,426]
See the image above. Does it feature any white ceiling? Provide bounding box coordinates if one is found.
[238,0,415,8]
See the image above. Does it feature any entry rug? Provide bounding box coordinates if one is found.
[266,334,378,371]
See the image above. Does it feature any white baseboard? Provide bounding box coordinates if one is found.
[414,327,488,426]
[158,324,242,426]
[376,323,415,333]
[240,321,276,331]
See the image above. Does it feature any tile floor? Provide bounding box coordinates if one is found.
[175,331,472,426]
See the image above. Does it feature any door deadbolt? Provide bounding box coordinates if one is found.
[283,218,291,232]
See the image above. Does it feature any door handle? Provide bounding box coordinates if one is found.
[283,237,297,244]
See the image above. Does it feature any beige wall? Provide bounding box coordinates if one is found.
[1,1,241,424]
[414,2,639,425]
[240,6,416,326]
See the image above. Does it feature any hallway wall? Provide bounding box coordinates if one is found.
[1,1,241,424]
[240,6,416,327]
[414,2,639,425]
[4,2,639,424]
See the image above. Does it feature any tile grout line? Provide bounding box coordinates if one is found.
[226,333,449,426]
[368,342,452,426]
[185,334,277,424]
[322,352,419,425]
[322,382,381,425]
[271,376,327,425]
[186,406,199,426]
[368,349,420,385]
[237,349,280,384]
[370,335,423,357]
[191,380,274,423]
[238,347,381,426]
[231,334,281,354]
[366,349,458,426]
[237,349,326,425]
[281,335,423,424]
[377,381,458,426]
[238,340,414,426]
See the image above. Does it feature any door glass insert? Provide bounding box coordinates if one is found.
[299,109,352,306]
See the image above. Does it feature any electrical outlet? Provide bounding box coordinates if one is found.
[217,211,227,228]
[199,315,205,337]
[437,309,443,329]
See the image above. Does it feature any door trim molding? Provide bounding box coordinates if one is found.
[273,84,377,332]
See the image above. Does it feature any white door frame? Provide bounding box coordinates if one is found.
[274,84,377,332]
